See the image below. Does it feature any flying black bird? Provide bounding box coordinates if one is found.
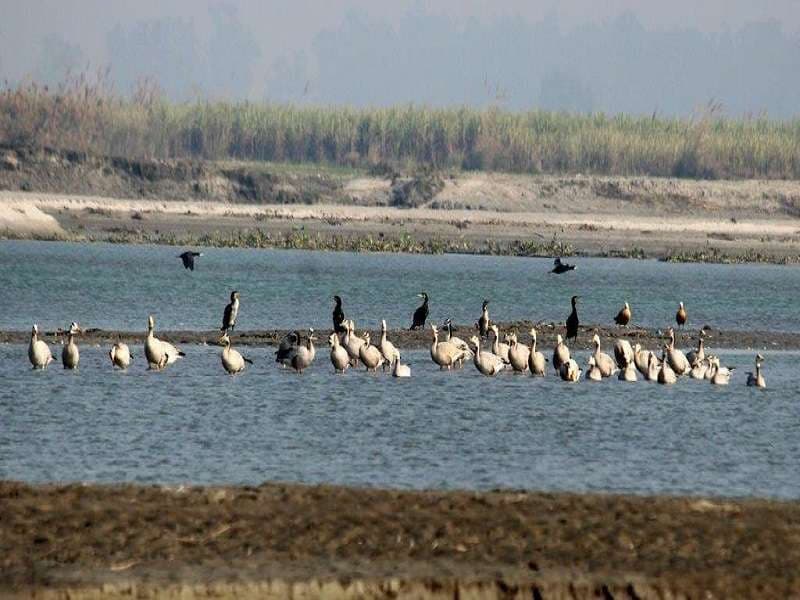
[477,299,490,338]
[179,251,203,271]
[551,257,576,274]
[332,295,346,334]
[410,292,429,330]
[565,295,580,342]
[221,291,240,333]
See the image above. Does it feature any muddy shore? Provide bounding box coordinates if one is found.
[1,322,797,352]
[2,480,799,598]
[2,144,800,261]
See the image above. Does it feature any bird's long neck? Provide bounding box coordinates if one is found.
[381,328,387,344]
[593,339,600,352]
[530,335,537,353]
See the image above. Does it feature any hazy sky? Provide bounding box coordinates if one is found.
[1,1,799,115]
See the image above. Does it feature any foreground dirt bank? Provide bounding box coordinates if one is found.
[2,481,799,598]
[1,322,797,351]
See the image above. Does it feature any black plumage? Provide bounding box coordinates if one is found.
[410,292,429,330]
[221,291,240,332]
[179,251,203,271]
[477,299,490,338]
[275,331,300,364]
[565,295,580,342]
[551,257,576,274]
[332,295,346,333]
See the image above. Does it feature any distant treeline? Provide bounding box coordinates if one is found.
[1,77,799,179]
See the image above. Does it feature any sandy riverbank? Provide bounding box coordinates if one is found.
[2,480,799,598]
[2,152,800,260]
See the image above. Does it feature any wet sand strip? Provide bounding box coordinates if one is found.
[2,323,798,351]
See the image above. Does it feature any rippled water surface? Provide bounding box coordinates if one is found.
[2,240,800,332]
[1,241,799,498]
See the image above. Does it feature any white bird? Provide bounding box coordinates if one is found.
[709,356,734,385]
[559,358,581,382]
[469,335,505,376]
[219,333,253,375]
[591,333,616,377]
[686,331,706,366]
[666,328,690,376]
[61,322,82,369]
[618,362,638,382]
[344,320,366,367]
[291,330,316,373]
[689,358,710,380]
[28,324,54,369]
[430,324,466,370]
[527,328,547,376]
[586,356,603,381]
[646,353,661,382]
[379,319,400,367]
[489,325,510,364]
[633,343,653,377]
[109,341,132,369]
[328,332,350,373]
[746,354,765,388]
[392,357,411,378]
[613,339,634,369]
[657,346,677,385]
[145,315,185,370]
[442,319,472,364]
[507,333,530,373]
[359,332,385,372]
[552,334,570,373]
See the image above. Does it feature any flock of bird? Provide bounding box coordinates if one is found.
[25,278,767,388]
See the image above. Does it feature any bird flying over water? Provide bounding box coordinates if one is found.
[551,257,576,274]
[179,251,203,271]
[410,292,429,330]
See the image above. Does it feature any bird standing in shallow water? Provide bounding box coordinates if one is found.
[410,292,429,330]
[61,322,82,369]
[332,295,346,333]
[746,354,766,388]
[565,295,580,343]
[28,324,54,369]
[221,291,240,333]
[551,258,576,274]
[676,302,688,328]
[614,302,632,327]
[178,251,202,271]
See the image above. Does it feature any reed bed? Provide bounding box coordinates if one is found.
[2,75,799,179]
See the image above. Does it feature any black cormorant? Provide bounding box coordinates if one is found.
[551,257,576,274]
[477,299,490,338]
[410,292,429,330]
[565,295,580,342]
[332,295,346,333]
[179,251,203,271]
[221,291,240,333]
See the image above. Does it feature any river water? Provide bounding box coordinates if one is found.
[0,241,797,498]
